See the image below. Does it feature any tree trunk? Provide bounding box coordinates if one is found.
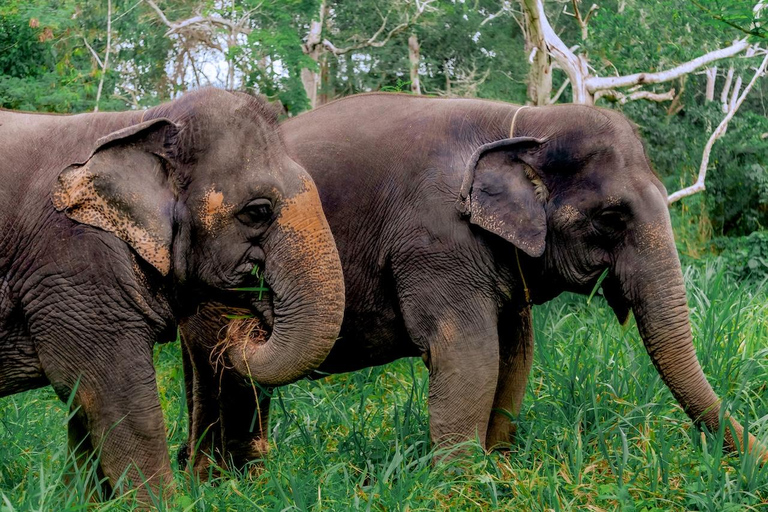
[522,0,552,105]
[318,52,331,106]
[705,67,717,102]
[408,33,421,94]
[721,66,735,112]
[301,0,327,109]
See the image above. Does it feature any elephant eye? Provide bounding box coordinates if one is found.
[237,198,273,227]
[593,209,626,235]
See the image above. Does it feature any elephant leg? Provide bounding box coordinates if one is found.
[67,410,109,499]
[486,305,534,449]
[176,339,195,469]
[69,364,170,501]
[180,304,272,477]
[400,286,500,453]
[33,321,172,503]
[180,329,224,478]
[219,378,272,471]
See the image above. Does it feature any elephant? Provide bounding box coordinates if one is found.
[178,93,766,473]
[0,87,344,500]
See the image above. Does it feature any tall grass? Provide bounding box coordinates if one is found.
[0,262,766,510]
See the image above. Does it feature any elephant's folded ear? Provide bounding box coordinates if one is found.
[461,137,547,258]
[52,118,179,275]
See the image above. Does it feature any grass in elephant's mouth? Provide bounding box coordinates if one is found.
[208,309,269,373]
[0,261,767,510]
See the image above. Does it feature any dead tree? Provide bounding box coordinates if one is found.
[520,0,751,105]
[668,51,768,204]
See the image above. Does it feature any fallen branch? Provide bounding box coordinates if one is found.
[667,50,768,204]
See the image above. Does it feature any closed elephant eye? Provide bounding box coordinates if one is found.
[237,198,273,227]
[593,209,626,235]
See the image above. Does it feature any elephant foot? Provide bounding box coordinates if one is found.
[485,419,519,451]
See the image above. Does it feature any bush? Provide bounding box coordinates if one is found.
[713,230,768,282]
[707,112,768,236]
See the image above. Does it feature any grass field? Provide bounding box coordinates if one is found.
[0,262,767,511]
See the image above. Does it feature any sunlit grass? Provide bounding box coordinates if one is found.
[0,263,766,510]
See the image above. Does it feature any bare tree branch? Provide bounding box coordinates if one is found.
[721,65,735,111]
[322,0,435,55]
[668,50,768,204]
[594,87,676,104]
[705,66,717,101]
[521,0,753,104]
[481,1,512,26]
[82,35,103,68]
[94,0,112,112]
[585,39,750,93]
[144,0,254,37]
[563,0,598,40]
[549,77,570,103]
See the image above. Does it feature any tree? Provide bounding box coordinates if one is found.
[519,0,753,105]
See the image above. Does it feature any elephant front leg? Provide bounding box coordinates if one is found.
[180,305,272,477]
[402,289,501,453]
[486,305,534,449]
[178,335,222,478]
[43,344,172,502]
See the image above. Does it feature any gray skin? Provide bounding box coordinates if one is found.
[179,93,766,472]
[0,88,344,500]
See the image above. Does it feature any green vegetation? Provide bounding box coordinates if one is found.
[0,264,765,510]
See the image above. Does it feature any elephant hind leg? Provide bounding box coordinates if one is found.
[486,306,534,450]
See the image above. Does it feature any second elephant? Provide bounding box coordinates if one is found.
[179,93,766,471]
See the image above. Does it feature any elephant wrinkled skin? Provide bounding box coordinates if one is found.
[179,93,766,472]
[0,88,344,500]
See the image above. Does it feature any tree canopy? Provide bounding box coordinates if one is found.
[2,0,768,236]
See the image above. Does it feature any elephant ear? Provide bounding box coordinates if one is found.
[457,137,548,257]
[52,118,180,275]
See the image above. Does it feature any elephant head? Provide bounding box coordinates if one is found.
[460,104,766,460]
[52,88,344,386]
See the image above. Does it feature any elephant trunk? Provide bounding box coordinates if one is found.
[226,178,344,386]
[626,226,767,462]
